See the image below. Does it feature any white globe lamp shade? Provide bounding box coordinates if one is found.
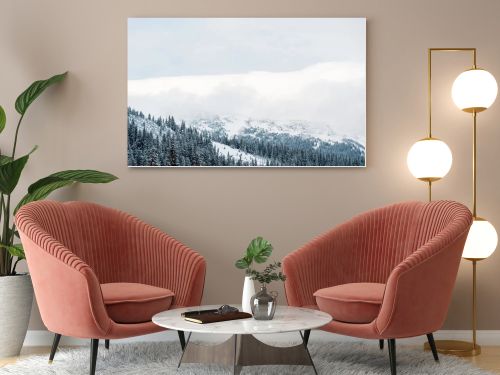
[452,69,498,113]
[462,218,498,259]
[407,138,453,181]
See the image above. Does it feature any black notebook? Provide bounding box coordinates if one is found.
[183,311,252,324]
[182,309,252,324]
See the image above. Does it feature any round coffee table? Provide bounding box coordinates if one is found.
[153,305,332,374]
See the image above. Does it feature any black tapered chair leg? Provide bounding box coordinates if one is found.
[90,339,99,375]
[388,339,396,375]
[379,339,384,350]
[105,339,110,350]
[303,329,311,347]
[426,333,439,362]
[177,330,186,350]
[48,333,62,363]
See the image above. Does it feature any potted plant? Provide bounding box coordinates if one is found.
[0,72,117,358]
[235,237,286,318]
[235,237,273,313]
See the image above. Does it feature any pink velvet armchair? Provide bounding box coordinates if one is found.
[283,200,472,375]
[16,200,206,375]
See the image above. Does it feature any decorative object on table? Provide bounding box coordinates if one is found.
[248,261,286,320]
[250,285,278,321]
[407,48,498,357]
[235,236,273,313]
[182,305,239,317]
[127,18,366,167]
[283,200,473,375]
[15,201,206,375]
[182,305,252,324]
[241,275,256,314]
[0,72,117,358]
[153,305,331,375]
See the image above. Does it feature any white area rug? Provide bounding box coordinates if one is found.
[0,341,494,374]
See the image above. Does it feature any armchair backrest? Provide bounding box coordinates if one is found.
[283,200,472,308]
[16,200,132,283]
[346,200,469,284]
[342,201,422,284]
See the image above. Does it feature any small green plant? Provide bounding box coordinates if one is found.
[248,261,286,285]
[235,236,286,284]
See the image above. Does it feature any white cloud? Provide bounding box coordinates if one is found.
[128,62,365,142]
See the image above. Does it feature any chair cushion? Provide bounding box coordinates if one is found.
[313,283,385,324]
[101,283,174,324]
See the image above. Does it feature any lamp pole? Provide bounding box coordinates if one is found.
[423,48,484,357]
[424,48,476,202]
[469,108,479,352]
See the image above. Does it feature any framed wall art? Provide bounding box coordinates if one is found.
[128,18,366,167]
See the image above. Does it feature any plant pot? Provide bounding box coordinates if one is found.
[241,276,255,313]
[0,274,33,358]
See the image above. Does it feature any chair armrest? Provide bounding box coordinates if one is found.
[18,230,111,339]
[126,219,206,307]
[283,220,358,307]
[375,227,470,338]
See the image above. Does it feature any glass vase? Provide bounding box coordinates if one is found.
[250,285,278,320]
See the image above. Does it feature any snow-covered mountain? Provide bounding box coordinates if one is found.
[128,108,365,167]
[187,116,364,146]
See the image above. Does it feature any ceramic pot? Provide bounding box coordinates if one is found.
[241,275,255,313]
[0,274,34,358]
[250,285,278,320]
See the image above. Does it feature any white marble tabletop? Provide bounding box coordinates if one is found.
[152,305,332,335]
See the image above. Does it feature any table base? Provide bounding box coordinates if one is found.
[178,331,317,374]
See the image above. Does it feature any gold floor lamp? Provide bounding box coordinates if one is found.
[407,48,498,356]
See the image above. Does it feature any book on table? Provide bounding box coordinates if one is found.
[182,309,252,324]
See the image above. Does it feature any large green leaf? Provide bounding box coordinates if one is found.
[15,72,67,115]
[14,169,117,213]
[16,180,73,212]
[0,150,35,194]
[246,237,273,264]
[51,169,117,183]
[0,244,25,260]
[0,105,5,134]
[28,170,117,193]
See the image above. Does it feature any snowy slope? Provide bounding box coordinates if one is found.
[212,142,269,166]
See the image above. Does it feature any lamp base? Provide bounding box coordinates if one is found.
[423,340,481,357]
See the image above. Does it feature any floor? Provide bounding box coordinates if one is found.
[465,347,500,373]
[1,345,500,373]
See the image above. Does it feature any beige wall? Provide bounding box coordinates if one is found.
[2,0,500,331]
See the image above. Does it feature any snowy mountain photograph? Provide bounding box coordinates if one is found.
[127,18,366,167]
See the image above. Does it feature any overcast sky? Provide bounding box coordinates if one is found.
[128,18,365,78]
[128,18,366,142]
